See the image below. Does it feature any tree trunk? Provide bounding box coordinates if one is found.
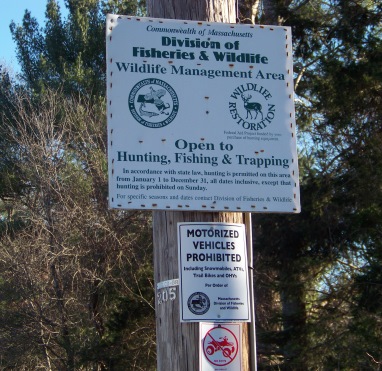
[147,1,251,370]
[279,244,308,368]
[249,2,308,368]
[147,0,236,23]
[261,0,279,25]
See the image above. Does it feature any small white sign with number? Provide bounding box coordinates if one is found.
[156,279,178,305]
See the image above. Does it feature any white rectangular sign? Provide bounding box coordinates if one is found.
[200,322,242,370]
[178,223,250,322]
[106,15,300,212]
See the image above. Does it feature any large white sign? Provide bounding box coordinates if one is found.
[106,15,300,212]
[178,223,250,322]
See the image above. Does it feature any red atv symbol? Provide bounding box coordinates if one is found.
[205,336,235,358]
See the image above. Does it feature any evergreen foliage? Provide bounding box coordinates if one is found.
[10,0,145,97]
[239,0,382,369]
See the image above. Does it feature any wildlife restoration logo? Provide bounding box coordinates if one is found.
[128,78,179,128]
[229,82,276,131]
[187,292,210,315]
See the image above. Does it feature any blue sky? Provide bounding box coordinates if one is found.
[0,0,66,73]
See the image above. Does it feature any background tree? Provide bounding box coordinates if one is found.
[237,0,382,369]
[10,0,145,98]
[0,88,155,370]
[2,2,155,370]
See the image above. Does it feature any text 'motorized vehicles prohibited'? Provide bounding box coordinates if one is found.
[178,222,250,322]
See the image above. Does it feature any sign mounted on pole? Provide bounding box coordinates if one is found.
[106,15,300,212]
[200,322,242,371]
[178,223,250,322]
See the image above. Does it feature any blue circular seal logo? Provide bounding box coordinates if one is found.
[187,292,210,315]
[128,78,179,128]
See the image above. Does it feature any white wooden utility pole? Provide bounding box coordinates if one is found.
[147,1,252,370]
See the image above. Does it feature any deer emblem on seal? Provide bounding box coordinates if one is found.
[241,94,263,121]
